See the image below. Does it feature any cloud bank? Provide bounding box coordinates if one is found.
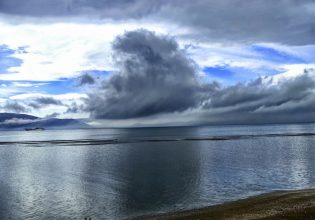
[83,30,315,125]
[1,0,315,126]
[198,73,315,125]
[1,29,314,125]
[0,93,87,119]
[1,0,315,45]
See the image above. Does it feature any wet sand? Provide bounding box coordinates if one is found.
[139,189,315,220]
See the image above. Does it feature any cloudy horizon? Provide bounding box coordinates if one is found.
[0,0,315,127]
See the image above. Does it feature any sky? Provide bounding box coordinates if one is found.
[0,0,315,127]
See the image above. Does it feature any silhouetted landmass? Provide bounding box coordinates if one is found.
[0,113,90,130]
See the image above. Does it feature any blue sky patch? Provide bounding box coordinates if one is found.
[43,78,82,95]
[0,79,81,95]
[251,45,305,64]
[203,65,283,84]
[41,70,111,95]
[0,45,23,73]
[203,66,234,78]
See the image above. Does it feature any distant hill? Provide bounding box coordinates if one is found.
[0,113,38,122]
[0,113,90,130]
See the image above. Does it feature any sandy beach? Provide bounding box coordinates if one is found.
[140,189,315,220]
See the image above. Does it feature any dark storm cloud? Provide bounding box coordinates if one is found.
[82,29,315,124]
[199,72,315,124]
[65,101,84,113]
[0,0,162,18]
[85,29,201,119]
[77,73,95,86]
[2,101,28,113]
[1,0,315,45]
[159,0,315,45]
[45,112,60,118]
[29,97,63,109]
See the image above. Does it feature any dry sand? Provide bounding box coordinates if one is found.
[137,189,315,220]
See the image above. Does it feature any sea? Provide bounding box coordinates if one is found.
[0,123,315,219]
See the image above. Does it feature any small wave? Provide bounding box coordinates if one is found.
[0,132,314,147]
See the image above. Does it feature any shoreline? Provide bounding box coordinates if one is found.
[137,189,315,220]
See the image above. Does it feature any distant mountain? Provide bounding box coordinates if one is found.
[0,113,90,130]
[28,118,90,130]
[0,113,38,122]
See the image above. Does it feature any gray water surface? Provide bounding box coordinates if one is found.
[0,124,315,219]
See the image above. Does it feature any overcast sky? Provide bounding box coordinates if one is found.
[0,0,315,126]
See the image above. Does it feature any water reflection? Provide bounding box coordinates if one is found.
[79,129,202,218]
[0,125,315,219]
[115,142,201,217]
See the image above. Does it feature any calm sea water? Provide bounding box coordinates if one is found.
[0,124,315,219]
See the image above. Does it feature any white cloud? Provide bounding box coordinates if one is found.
[0,118,41,125]
[10,92,86,100]
[1,14,314,84]
[11,82,48,87]
[0,15,188,81]
[0,85,21,98]
[272,64,315,82]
